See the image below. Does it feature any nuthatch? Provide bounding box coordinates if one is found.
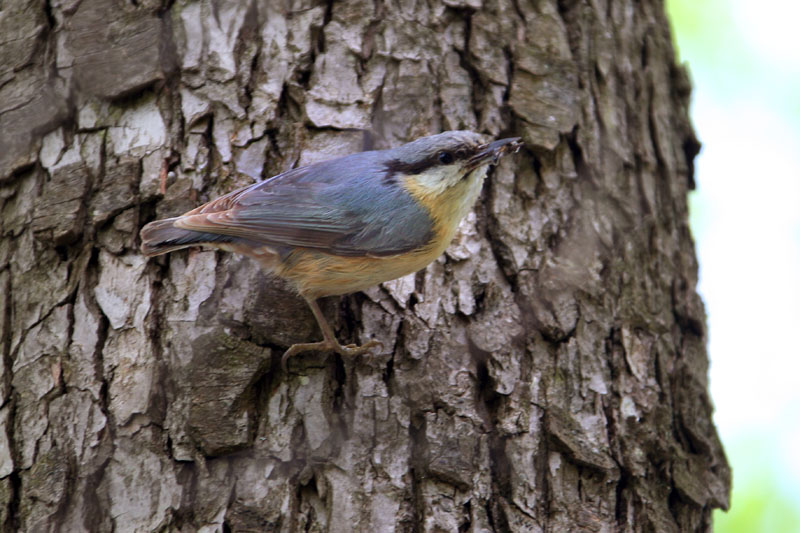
[140,131,522,367]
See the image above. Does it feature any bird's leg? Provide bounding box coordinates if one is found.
[281,297,382,370]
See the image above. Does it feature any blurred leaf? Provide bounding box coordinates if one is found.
[666,1,800,531]
[714,437,800,532]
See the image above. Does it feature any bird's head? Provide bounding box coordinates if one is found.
[381,131,522,242]
[383,131,522,199]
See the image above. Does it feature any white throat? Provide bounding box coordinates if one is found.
[452,165,490,221]
[413,164,472,196]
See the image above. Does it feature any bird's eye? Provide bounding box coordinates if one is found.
[438,151,454,165]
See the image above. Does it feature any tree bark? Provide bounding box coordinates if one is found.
[0,0,730,531]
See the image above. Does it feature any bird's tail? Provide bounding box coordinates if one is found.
[140,217,234,256]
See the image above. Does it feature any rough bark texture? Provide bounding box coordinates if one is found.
[0,0,730,531]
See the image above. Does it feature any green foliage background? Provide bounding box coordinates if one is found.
[666,0,800,531]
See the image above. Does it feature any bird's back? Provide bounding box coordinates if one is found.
[140,148,437,261]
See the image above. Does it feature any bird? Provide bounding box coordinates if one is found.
[140,130,522,368]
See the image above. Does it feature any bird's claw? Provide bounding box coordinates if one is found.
[281,339,383,371]
[337,339,382,356]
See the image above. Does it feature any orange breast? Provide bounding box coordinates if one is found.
[208,228,450,299]
[275,244,445,299]
[220,171,484,298]
[401,168,486,252]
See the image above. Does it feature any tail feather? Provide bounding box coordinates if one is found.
[140,217,236,256]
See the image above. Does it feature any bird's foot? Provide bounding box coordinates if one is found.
[335,339,383,357]
[281,339,383,371]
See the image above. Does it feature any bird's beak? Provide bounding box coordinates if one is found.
[466,137,523,170]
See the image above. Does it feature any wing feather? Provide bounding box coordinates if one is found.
[174,155,435,257]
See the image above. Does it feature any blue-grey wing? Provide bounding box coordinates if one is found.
[176,152,435,257]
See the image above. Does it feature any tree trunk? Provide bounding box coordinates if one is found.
[0,0,730,531]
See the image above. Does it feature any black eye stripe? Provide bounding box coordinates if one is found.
[383,157,437,177]
[384,146,475,177]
